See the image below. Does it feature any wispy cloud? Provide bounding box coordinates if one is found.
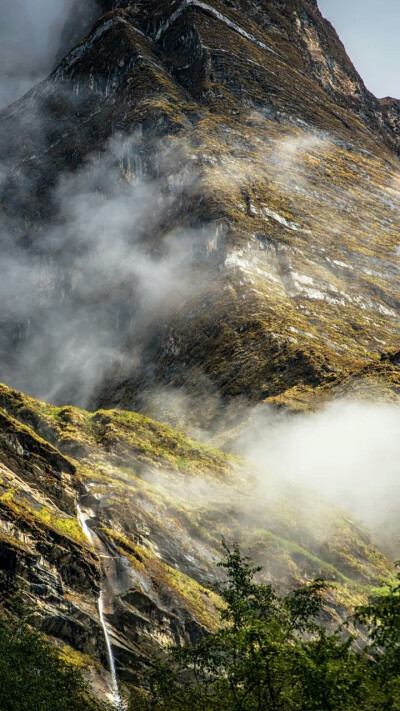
[0,0,99,109]
[0,132,216,407]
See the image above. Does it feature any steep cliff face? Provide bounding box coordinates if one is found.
[0,0,398,428]
[0,384,230,694]
[0,383,395,699]
[0,4,399,698]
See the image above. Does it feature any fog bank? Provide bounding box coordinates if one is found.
[0,0,98,108]
[236,399,400,550]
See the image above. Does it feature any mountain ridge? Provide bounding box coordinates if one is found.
[0,0,399,426]
[0,380,395,699]
[0,1,399,702]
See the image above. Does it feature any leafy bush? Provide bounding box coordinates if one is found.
[0,607,100,711]
[129,543,400,711]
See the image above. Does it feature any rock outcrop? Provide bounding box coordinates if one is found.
[0,382,395,697]
[0,0,398,429]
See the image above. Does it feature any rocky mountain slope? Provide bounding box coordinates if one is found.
[0,0,398,428]
[0,382,395,700]
[0,0,399,703]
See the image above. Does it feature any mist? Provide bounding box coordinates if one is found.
[0,131,216,407]
[229,399,400,552]
[0,0,99,109]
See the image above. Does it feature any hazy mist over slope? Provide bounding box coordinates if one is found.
[0,0,399,560]
[0,130,215,407]
[232,400,400,549]
[0,0,68,107]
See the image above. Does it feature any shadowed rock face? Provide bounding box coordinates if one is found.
[55,0,104,63]
[0,0,399,424]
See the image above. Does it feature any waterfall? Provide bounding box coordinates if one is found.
[76,504,124,709]
[77,504,94,545]
[98,591,121,707]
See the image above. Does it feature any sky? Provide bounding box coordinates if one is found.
[0,0,67,108]
[318,0,400,99]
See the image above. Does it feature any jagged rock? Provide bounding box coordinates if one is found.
[0,0,398,423]
[0,382,396,696]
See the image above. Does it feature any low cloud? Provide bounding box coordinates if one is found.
[0,0,100,109]
[0,132,216,407]
[234,399,400,549]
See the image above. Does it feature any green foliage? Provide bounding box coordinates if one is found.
[354,565,400,708]
[0,605,102,711]
[129,545,400,711]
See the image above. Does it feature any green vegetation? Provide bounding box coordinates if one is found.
[0,383,235,479]
[0,610,104,711]
[35,505,86,542]
[0,380,394,631]
[129,544,400,710]
[0,488,85,544]
[106,531,221,630]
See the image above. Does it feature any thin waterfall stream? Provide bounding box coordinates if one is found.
[77,504,124,709]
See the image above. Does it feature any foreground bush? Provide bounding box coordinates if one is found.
[130,543,400,711]
[0,608,100,711]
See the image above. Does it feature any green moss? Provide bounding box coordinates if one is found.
[36,507,85,543]
[58,644,95,671]
[0,382,237,481]
[0,489,85,544]
[105,531,220,630]
[163,565,221,630]
[90,409,235,477]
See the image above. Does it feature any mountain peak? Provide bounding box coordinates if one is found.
[0,1,399,704]
[0,0,399,418]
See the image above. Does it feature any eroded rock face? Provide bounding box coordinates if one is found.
[0,0,399,423]
[56,1,104,63]
[0,0,399,426]
[0,410,104,668]
[0,382,396,695]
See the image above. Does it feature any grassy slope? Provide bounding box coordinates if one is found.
[0,382,394,630]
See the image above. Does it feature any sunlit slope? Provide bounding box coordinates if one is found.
[0,0,398,422]
[0,383,395,688]
[104,122,400,418]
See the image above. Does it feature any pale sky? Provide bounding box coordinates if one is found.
[0,0,67,108]
[318,0,400,99]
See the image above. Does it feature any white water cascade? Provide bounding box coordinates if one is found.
[77,504,124,709]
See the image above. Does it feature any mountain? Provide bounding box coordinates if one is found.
[0,0,399,703]
[0,382,394,700]
[0,0,398,426]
